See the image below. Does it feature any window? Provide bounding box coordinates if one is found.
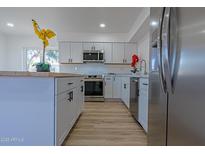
[25,48,59,72]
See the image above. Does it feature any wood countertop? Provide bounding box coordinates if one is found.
[0,71,84,78]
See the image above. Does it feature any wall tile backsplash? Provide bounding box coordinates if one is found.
[60,63,132,75]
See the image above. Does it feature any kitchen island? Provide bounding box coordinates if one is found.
[0,71,84,146]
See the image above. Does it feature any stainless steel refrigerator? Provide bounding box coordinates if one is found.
[148,7,205,145]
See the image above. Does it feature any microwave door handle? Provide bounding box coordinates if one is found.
[158,7,167,94]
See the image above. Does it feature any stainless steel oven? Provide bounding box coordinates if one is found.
[84,75,104,102]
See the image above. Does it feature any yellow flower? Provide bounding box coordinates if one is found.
[32,19,56,47]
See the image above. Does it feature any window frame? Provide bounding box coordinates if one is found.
[23,47,59,72]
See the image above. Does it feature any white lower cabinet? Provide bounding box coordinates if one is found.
[121,77,130,108]
[55,77,84,146]
[104,75,122,99]
[104,76,113,98]
[138,78,149,133]
[113,76,122,98]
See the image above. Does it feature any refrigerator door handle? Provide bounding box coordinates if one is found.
[169,8,178,93]
[161,7,172,94]
[162,7,178,94]
[157,7,167,94]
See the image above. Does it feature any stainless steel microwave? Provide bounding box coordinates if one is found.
[83,50,104,63]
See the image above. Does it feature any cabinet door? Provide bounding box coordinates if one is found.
[121,77,130,108]
[56,92,72,145]
[94,42,103,50]
[79,81,84,113]
[103,43,112,63]
[124,43,137,64]
[112,43,125,63]
[138,78,149,132]
[69,88,77,127]
[113,76,122,98]
[59,42,70,63]
[70,42,83,63]
[83,42,94,50]
[75,81,84,118]
[104,76,113,98]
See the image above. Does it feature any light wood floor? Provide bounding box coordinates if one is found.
[63,101,147,146]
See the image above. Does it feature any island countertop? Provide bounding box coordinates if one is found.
[0,71,84,78]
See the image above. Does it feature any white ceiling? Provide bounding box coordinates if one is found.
[0,7,143,36]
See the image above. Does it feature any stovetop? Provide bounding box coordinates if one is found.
[85,75,103,79]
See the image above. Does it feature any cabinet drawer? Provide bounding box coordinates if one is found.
[56,78,77,94]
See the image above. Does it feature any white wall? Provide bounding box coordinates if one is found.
[137,32,150,72]
[60,63,132,75]
[0,32,7,70]
[5,34,58,71]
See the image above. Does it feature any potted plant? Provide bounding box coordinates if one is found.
[32,19,56,72]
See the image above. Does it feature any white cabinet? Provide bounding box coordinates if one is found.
[59,42,70,63]
[112,43,125,63]
[103,43,112,63]
[124,43,137,64]
[55,77,84,146]
[76,79,84,117]
[112,43,137,64]
[94,42,103,50]
[83,42,93,50]
[121,77,130,108]
[0,76,84,146]
[59,42,83,63]
[104,76,113,98]
[138,78,149,132]
[113,76,122,98]
[59,41,137,64]
[70,42,83,63]
[104,75,121,99]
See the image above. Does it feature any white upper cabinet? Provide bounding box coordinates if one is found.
[82,42,94,50]
[112,43,125,63]
[59,42,70,63]
[124,43,137,64]
[103,43,112,63]
[94,42,104,50]
[70,42,83,63]
[59,41,138,64]
[59,42,83,63]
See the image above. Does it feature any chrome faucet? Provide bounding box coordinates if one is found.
[140,59,147,75]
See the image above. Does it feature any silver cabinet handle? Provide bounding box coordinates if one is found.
[67,91,73,102]
[124,84,126,89]
[67,82,73,85]
[143,83,148,86]
[81,86,84,92]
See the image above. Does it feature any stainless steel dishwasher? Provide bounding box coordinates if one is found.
[129,77,139,121]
